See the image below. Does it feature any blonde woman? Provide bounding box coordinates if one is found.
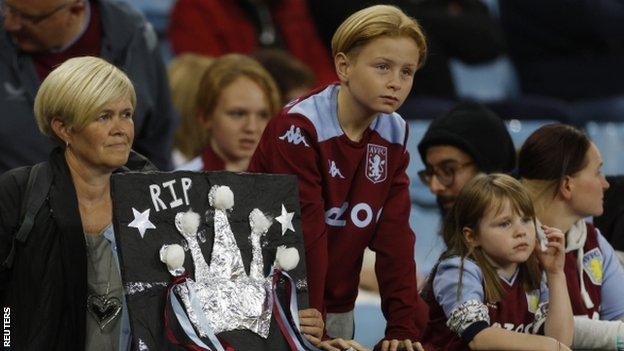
[0,57,154,350]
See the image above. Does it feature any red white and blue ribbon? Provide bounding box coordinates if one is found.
[164,270,323,351]
[271,269,324,351]
[164,274,229,351]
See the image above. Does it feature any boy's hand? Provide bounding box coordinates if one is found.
[317,338,369,351]
[299,308,324,341]
[381,339,424,351]
[535,225,566,274]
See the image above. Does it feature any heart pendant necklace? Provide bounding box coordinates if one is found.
[87,287,122,330]
[86,236,122,331]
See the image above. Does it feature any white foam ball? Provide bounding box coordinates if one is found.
[213,186,234,210]
[161,244,185,270]
[177,210,200,236]
[250,209,272,234]
[275,246,299,271]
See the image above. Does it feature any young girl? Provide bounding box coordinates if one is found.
[178,54,281,172]
[249,5,428,350]
[421,173,573,351]
[519,124,624,350]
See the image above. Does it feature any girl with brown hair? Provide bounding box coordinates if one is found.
[421,174,573,351]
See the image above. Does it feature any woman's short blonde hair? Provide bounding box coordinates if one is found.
[168,53,214,159]
[331,5,427,68]
[34,56,136,142]
[195,53,281,125]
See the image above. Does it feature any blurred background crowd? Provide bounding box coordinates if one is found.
[1,0,624,348]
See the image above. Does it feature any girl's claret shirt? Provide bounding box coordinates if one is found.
[421,257,549,351]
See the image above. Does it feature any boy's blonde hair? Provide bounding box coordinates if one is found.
[440,173,541,303]
[34,56,136,143]
[331,5,427,67]
[168,53,214,159]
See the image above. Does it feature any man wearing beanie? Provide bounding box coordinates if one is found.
[417,101,516,213]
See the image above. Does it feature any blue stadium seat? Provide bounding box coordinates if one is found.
[354,299,385,349]
[411,205,444,278]
[450,56,521,103]
[406,120,444,277]
[118,0,174,34]
[505,119,556,149]
[406,120,437,208]
[117,0,174,63]
[586,122,624,176]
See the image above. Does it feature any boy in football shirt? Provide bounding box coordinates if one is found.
[249,5,428,351]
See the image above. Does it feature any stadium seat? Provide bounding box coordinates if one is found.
[118,0,174,34]
[586,122,624,175]
[505,119,556,149]
[406,120,437,208]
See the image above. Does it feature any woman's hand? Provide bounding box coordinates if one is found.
[535,225,566,275]
[380,339,424,351]
[299,308,324,343]
[317,338,369,351]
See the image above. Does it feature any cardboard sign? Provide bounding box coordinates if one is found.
[111,171,308,350]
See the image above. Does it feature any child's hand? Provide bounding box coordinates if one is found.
[299,308,324,342]
[381,339,424,351]
[317,338,369,351]
[535,225,566,275]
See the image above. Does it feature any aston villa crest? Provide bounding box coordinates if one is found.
[366,144,387,183]
[582,248,604,285]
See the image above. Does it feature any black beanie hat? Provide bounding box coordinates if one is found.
[417,101,516,174]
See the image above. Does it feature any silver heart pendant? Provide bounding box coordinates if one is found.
[87,293,122,330]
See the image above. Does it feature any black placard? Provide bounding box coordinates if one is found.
[111,171,308,350]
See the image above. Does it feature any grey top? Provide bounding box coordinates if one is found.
[84,224,131,351]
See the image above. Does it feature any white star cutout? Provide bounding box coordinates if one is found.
[128,208,156,238]
[275,204,294,236]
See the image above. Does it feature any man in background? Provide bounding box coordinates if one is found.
[0,0,177,172]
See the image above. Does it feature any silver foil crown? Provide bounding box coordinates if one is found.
[168,185,274,338]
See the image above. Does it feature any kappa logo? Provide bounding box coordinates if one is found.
[328,160,345,179]
[365,144,387,183]
[583,247,603,285]
[279,125,309,147]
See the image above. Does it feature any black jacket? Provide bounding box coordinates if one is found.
[0,148,154,350]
